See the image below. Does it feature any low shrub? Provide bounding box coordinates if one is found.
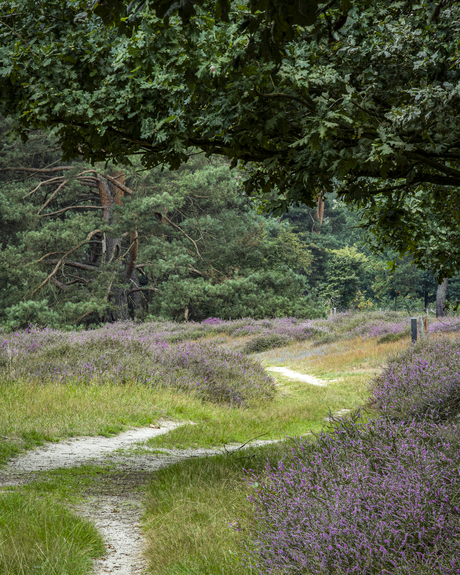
[0,325,276,407]
[242,334,292,354]
[377,329,410,344]
[312,333,340,347]
[370,338,460,421]
[245,415,460,574]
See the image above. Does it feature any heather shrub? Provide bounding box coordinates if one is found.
[245,415,460,574]
[430,316,460,334]
[242,334,292,354]
[0,324,276,407]
[377,329,410,344]
[312,333,340,347]
[370,339,460,421]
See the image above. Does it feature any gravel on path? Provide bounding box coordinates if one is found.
[266,366,333,386]
[0,421,281,575]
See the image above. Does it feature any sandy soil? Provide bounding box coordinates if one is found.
[266,366,333,386]
[0,421,279,575]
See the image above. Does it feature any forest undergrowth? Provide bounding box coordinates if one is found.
[1,311,460,574]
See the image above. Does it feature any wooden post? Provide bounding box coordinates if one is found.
[423,315,429,340]
[333,308,337,316]
[411,318,417,343]
[417,317,424,340]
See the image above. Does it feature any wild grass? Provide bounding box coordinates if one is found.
[0,381,175,466]
[143,441,296,575]
[2,313,460,574]
[0,492,104,575]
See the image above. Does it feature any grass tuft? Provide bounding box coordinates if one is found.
[0,492,104,575]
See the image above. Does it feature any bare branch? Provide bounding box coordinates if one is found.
[1,166,73,174]
[51,278,71,290]
[31,229,100,296]
[22,176,65,199]
[82,170,133,195]
[161,214,202,258]
[67,274,91,284]
[38,180,68,214]
[40,205,104,218]
[188,265,204,276]
[74,310,97,324]
[34,251,66,264]
[128,287,159,294]
[44,259,100,272]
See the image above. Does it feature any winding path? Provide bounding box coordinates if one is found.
[0,421,278,575]
[0,368,348,573]
[266,366,335,386]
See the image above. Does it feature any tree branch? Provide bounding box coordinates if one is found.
[34,251,66,264]
[37,180,68,214]
[128,287,159,294]
[40,205,104,217]
[31,228,100,296]
[43,259,100,272]
[161,214,202,258]
[0,166,73,174]
[23,176,65,199]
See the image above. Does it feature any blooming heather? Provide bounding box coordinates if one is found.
[0,324,275,407]
[245,415,460,574]
[370,339,460,421]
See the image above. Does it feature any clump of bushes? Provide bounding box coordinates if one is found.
[245,414,460,574]
[370,339,460,421]
[242,333,292,354]
[0,325,276,407]
[377,329,410,344]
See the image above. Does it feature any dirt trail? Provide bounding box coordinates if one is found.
[266,366,334,386]
[0,368,345,573]
[0,421,278,575]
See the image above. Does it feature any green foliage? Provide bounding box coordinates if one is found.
[0,126,317,326]
[317,245,371,309]
[242,333,292,354]
[1,0,459,276]
[360,188,460,281]
[0,493,104,575]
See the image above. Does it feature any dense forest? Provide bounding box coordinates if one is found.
[1,117,458,329]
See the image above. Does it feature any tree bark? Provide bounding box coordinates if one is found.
[98,172,132,322]
[436,278,448,317]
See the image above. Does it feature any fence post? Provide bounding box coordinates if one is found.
[417,317,424,340]
[423,315,429,340]
[333,308,337,316]
[411,317,418,343]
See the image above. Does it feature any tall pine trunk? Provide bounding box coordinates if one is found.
[97,172,141,322]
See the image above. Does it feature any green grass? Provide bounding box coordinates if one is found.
[0,492,104,575]
[17,465,116,502]
[0,333,407,574]
[143,441,298,575]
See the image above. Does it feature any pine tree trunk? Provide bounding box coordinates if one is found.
[97,172,136,322]
[436,278,448,317]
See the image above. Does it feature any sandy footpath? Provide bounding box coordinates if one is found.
[0,421,278,575]
[0,368,344,574]
[266,366,334,386]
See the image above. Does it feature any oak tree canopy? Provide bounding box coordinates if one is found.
[1,0,459,277]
